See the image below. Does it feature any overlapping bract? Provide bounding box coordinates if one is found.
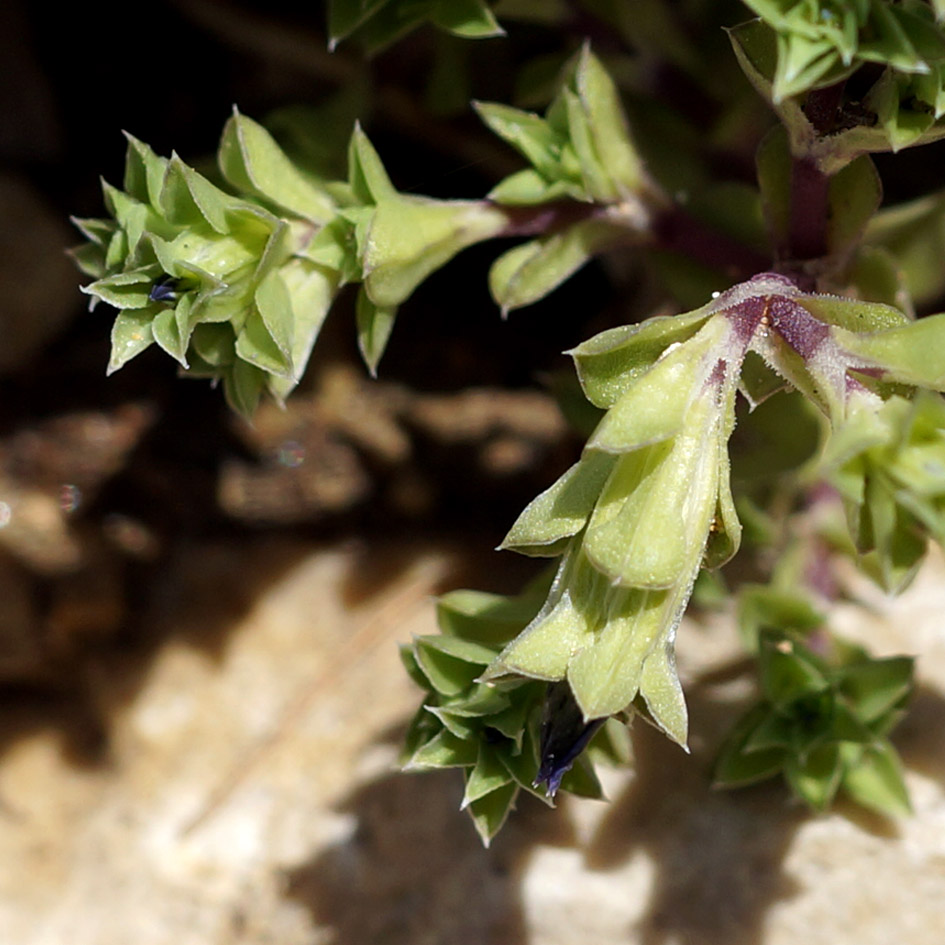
[401,580,630,844]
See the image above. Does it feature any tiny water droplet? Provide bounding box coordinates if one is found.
[59,484,82,514]
[277,440,305,468]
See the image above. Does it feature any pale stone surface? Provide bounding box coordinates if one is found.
[1,538,944,944]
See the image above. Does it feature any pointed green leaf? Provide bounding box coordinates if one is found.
[827,154,883,255]
[151,307,188,367]
[84,268,161,310]
[408,728,479,769]
[714,706,786,787]
[218,111,336,223]
[467,781,519,845]
[500,450,617,556]
[108,308,156,374]
[638,640,688,746]
[355,286,396,376]
[432,0,504,38]
[574,44,644,196]
[327,0,389,46]
[838,656,914,724]
[570,308,713,409]
[414,637,491,696]
[224,359,266,417]
[489,219,625,315]
[462,743,515,808]
[785,741,844,810]
[123,133,168,207]
[348,124,396,204]
[758,636,830,707]
[235,306,292,378]
[841,738,912,817]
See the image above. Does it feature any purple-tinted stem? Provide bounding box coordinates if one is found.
[496,201,769,280]
[788,156,830,261]
[497,201,599,237]
[782,82,845,262]
[653,206,770,279]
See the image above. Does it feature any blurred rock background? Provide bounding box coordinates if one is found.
[0,2,944,943]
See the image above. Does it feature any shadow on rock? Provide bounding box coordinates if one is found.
[284,767,576,945]
[585,673,807,945]
[894,682,945,789]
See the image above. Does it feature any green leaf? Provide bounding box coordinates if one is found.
[572,44,644,196]
[742,710,795,753]
[347,124,396,204]
[866,189,945,307]
[758,636,830,707]
[488,219,626,315]
[414,637,492,696]
[268,260,340,400]
[785,741,844,810]
[499,450,618,556]
[466,781,519,845]
[473,101,561,173]
[108,308,156,374]
[101,182,149,251]
[838,656,914,724]
[841,312,945,389]
[327,0,390,47]
[841,739,912,817]
[488,169,579,205]
[355,287,397,377]
[432,0,504,38]
[827,154,883,255]
[235,306,292,379]
[584,319,725,453]
[159,156,232,234]
[123,133,168,207]
[149,307,187,366]
[570,308,713,409]
[756,124,792,253]
[714,706,786,787]
[224,359,266,417]
[737,586,824,650]
[218,111,336,223]
[408,728,479,768]
[436,583,549,646]
[84,268,161,310]
[462,743,515,808]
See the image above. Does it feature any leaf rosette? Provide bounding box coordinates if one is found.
[715,629,914,817]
